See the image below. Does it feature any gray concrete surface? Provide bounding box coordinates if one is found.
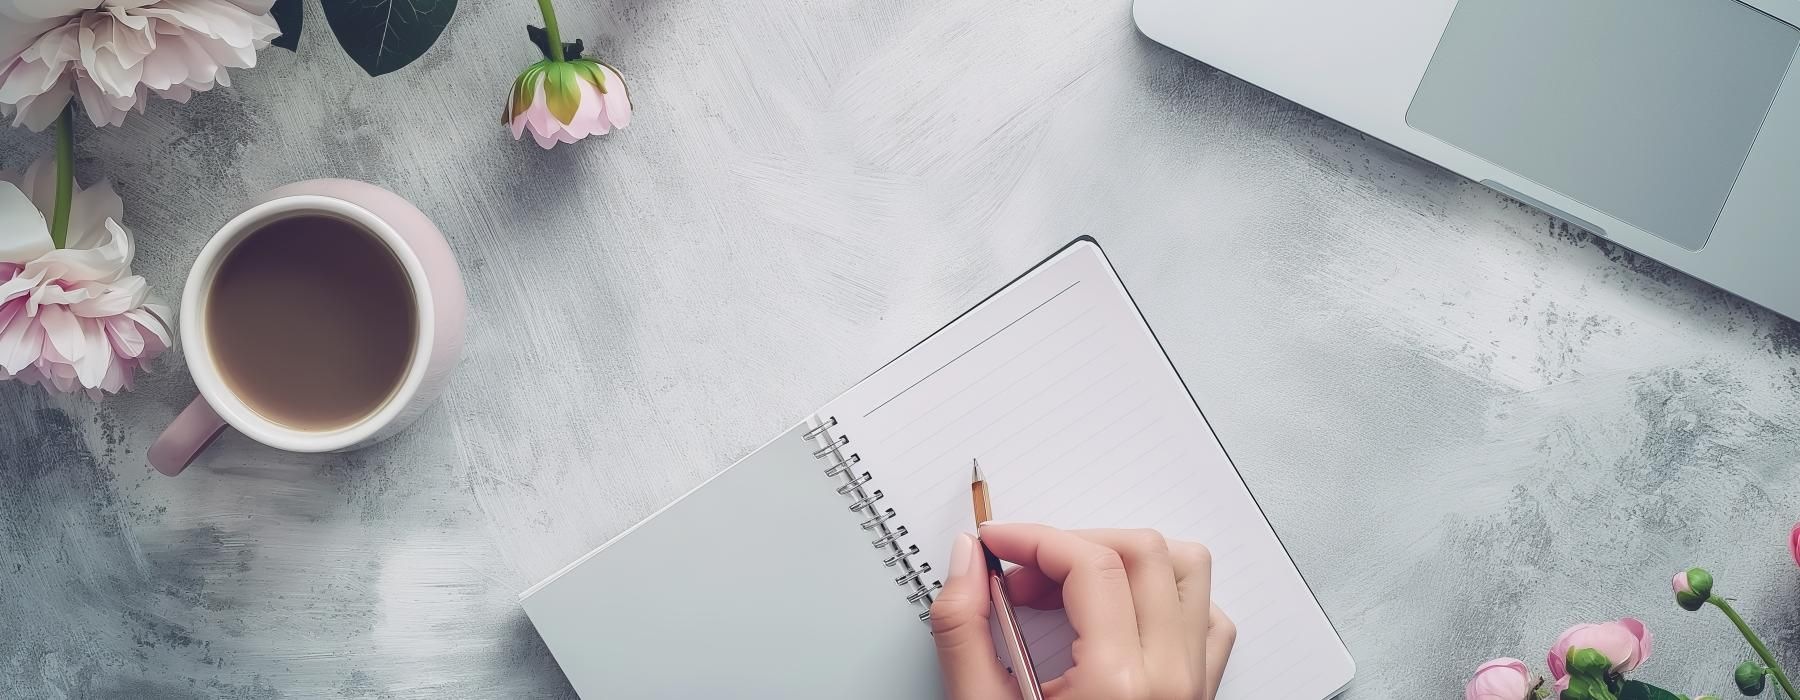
[5,0,1800,697]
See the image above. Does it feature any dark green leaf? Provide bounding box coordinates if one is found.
[271,0,302,51]
[319,0,457,77]
[1618,680,1683,700]
[526,25,585,61]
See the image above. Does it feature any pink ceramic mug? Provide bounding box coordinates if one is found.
[148,180,466,476]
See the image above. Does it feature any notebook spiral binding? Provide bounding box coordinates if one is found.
[806,416,942,622]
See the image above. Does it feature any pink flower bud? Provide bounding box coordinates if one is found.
[1673,568,1713,611]
[1466,658,1533,700]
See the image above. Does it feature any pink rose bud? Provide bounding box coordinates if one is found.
[1466,658,1534,700]
[1673,568,1713,611]
[1789,522,1800,568]
[1546,619,1653,681]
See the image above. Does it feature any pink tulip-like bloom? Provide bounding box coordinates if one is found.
[1789,522,1800,568]
[0,0,279,130]
[1466,658,1533,700]
[0,158,173,396]
[504,58,631,148]
[1547,618,1653,682]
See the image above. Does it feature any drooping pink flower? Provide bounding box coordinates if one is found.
[1466,658,1533,700]
[0,157,172,396]
[0,0,279,130]
[504,58,631,149]
[1547,618,1653,682]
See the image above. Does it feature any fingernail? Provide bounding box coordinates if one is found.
[949,533,976,577]
[977,520,1026,529]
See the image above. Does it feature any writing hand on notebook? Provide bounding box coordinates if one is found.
[930,523,1235,700]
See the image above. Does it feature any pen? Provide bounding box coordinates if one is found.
[971,459,1044,700]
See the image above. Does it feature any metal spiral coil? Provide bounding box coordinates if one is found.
[861,508,897,530]
[807,417,939,622]
[822,453,860,478]
[836,472,875,494]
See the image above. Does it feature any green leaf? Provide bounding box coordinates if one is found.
[572,60,608,94]
[543,62,582,124]
[270,0,302,51]
[319,0,458,76]
[1617,680,1683,700]
[506,62,548,121]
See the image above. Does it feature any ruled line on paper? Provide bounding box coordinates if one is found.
[861,280,1079,418]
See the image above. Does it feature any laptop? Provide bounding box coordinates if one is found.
[1136,0,1800,321]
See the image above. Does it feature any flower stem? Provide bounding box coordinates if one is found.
[50,105,74,249]
[1711,597,1799,699]
[535,0,565,62]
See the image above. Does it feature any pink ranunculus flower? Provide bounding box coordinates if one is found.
[1789,522,1799,568]
[1466,657,1533,700]
[1547,618,1653,682]
[504,58,631,148]
[0,0,280,130]
[0,157,173,396]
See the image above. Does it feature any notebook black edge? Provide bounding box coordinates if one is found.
[853,235,1356,695]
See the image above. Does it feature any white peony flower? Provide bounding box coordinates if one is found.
[0,157,173,396]
[0,0,279,129]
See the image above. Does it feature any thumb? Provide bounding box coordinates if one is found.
[929,533,1017,699]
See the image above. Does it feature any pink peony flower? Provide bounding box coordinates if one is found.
[1547,618,1653,682]
[1466,658,1533,700]
[1790,522,1799,568]
[0,157,172,396]
[0,0,279,130]
[504,58,630,148]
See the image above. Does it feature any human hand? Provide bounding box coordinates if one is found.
[929,523,1235,700]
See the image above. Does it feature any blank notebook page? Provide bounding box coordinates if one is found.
[819,241,1354,698]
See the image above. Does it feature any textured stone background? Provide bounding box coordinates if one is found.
[5,0,1800,697]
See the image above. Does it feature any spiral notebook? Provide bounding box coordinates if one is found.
[520,239,1355,698]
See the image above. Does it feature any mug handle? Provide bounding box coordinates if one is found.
[148,397,228,476]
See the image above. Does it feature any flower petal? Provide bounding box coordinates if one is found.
[4,76,73,130]
[597,62,631,129]
[0,302,45,374]
[63,185,125,251]
[6,0,104,21]
[0,182,54,261]
[103,312,144,357]
[70,280,143,317]
[73,314,112,386]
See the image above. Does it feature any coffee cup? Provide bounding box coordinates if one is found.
[148,180,466,475]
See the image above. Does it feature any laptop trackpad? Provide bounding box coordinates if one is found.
[1407,0,1798,251]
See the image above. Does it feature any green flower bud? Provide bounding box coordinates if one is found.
[1673,567,1713,611]
[1735,660,1767,696]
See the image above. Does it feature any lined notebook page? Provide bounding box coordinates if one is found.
[819,241,1353,699]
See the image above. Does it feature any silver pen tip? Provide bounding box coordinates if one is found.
[971,458,983,483]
